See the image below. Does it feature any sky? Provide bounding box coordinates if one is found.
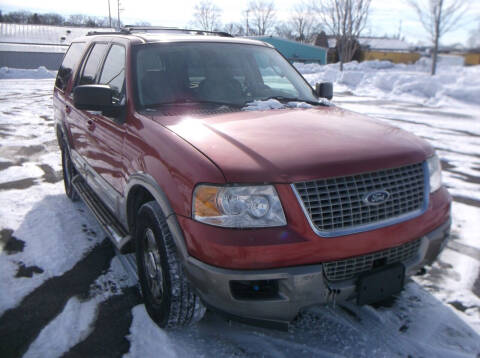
[0,0,478,46]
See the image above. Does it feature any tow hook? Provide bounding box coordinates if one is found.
[327,287,341,308]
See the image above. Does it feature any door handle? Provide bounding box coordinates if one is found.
[87,119,95,130]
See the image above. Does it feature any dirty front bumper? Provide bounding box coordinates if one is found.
[184,217,451,324]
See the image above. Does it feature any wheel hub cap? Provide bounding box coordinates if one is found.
[143,228,163,301]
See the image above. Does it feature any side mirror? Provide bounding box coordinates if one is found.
[315,82,333,100]
[73,85,124,117]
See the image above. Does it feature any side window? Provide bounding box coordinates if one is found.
[99,44,126,103]
[78,43,108,86]
[55,42,86,91]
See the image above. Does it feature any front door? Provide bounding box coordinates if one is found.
[82,44,127,212]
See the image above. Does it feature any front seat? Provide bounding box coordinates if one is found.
[198,64,244,104]
[141,70,177,106]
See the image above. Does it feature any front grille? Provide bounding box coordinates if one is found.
[293,162,425,234]
[323,238,422,281]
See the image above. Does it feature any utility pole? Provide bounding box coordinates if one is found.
[117,0,121,30]
[245,9,249,36]
[108,0,112,28]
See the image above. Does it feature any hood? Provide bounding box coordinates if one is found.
[154,107,433,183]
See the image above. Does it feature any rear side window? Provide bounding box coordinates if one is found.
[55,42,86,91]
[99,44,126,103]
[78,43,108,86]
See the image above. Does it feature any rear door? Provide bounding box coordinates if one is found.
[54,42,86,147]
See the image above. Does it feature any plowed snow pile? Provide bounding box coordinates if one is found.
[295,56,480,106]
[0,66,56,79]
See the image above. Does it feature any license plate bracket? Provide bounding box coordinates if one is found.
[357,263,405,305]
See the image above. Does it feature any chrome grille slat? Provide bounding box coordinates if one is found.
[294,162,425,234]
[323,239,422,281]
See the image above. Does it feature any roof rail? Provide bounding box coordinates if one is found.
[121,26,233,37]
[86,30,129,36]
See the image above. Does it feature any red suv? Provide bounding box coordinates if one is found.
[54,27,451,329]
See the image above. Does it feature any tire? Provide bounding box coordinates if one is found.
[135,201,206,328]
[61,142,79,201]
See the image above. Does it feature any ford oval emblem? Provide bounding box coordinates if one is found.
[363,190,390,205]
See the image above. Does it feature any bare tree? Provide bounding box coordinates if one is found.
[247,1,276,35]
[3,11,32,24]
[224,22,245,36]
[409,0,469,75]
[66,14,87,26]
[467,19,480,49]
[290,3,317,43]
[311,0,371,71]
[191,1,222,31]
[274,22,296,40]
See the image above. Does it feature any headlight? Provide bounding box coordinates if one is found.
[427,155,442,193]
[193,185,287,228]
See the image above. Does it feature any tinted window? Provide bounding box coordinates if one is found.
[99,45,126,103]
[135,43,317,107]
[55,42,86,90]
[78,43,108,86]
[254,52,297,96]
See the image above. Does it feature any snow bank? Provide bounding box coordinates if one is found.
[295,57,480,106]
[125,305,180,358]
[0,66,56,79]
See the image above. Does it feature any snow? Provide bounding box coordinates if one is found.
[125,305,180,358]
[360,37,412,51]
[0,66,56,79]
[243,99,315,111]
[0,162,44,183]
[1,61,480,356]
[23,296,98,358]
[295,57,480,106]
[0,184,107,315]
[22,256,131,357]
[243,98,286,110]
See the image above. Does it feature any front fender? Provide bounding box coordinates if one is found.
[122,173,190,260]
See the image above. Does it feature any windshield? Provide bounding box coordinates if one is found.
[134,42,318,108]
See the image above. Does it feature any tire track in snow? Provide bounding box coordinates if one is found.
[0,240,114,358]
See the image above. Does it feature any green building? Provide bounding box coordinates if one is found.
[250,36,327,65]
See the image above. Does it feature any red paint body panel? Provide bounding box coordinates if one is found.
[156,107,434,183]
[122,112,226,216]
[179,187,451,269]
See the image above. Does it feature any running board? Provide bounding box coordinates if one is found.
[115,252,139,286]
[72,175,131,252]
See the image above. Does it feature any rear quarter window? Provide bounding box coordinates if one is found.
[55,42,86,91]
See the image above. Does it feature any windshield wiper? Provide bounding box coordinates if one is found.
[144,99,243,108]
[257,96,324,106]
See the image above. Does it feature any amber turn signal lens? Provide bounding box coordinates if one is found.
[193,185,221,217]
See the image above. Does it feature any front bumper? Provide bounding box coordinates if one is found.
[184,217,451,324]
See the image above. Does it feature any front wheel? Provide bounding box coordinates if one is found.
[135,201,205,328]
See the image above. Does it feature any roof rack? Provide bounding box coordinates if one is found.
[121,26,233,37]
[86,30,127,36]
